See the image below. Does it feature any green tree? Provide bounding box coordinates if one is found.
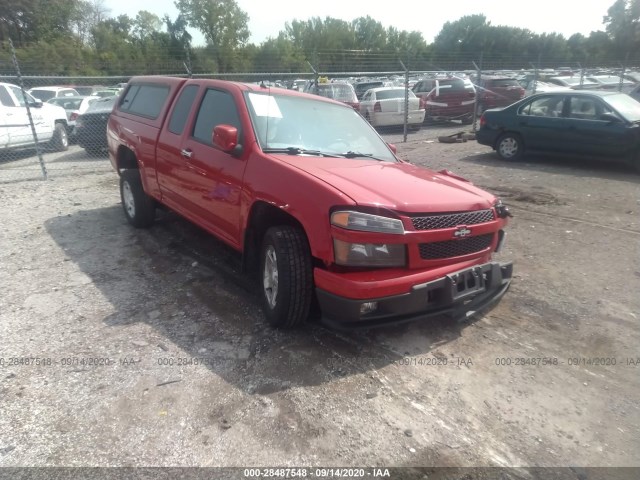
[175,0,249,72]
[603,0,640,56]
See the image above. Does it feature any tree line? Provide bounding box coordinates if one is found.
[0,0,639,77]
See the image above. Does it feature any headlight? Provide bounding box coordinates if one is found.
[331,211,404,234]
[333,239,406,267]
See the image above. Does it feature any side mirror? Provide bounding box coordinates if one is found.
[387,143,397,154]
[29,100,43,108]
[212,125,242,156]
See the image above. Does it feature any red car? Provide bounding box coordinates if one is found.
[107,77,512,328]
[474,76,526,114]
[412,77,476,124]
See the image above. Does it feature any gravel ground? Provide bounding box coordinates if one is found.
[1,124,639,478]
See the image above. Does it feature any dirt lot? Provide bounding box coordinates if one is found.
[1,125,639,477]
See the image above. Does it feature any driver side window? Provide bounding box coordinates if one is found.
[192,89,242,145]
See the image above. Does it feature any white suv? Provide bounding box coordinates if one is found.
[0,82,69,152]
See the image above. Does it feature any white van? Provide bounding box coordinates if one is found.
[0,82,69,152]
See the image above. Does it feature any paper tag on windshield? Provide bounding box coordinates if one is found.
[248,93,282,118]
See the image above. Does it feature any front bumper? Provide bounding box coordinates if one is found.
[316,261,512,329]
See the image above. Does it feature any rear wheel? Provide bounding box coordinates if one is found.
[260,226,313,328]
[120,169,156,228]
[496,133,523,161]
[49,123,69,152]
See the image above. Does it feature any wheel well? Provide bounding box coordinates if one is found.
[117,146,138,171]
[242,202,309,273]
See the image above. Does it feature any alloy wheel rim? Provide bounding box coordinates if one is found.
[263,246,278,309]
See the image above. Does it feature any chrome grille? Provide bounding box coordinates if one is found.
[419,234,494,260]
[411,209,495,230]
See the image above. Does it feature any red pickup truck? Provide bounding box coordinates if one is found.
[107,76,513,329]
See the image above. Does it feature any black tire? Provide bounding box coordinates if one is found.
[119,169,156,228]
[49,123,69,152]
[496,132,524,161]
[260,226,313,328]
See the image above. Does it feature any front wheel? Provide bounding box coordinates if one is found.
[120,170,156,228]
[260,226,313,328]
[49,123,69,152]
[496,133,524,161]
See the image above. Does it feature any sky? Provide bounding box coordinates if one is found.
[105,0,616,46]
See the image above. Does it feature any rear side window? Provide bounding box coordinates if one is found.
[168,85,199,135]
[192,89,241,145]
[119,84,170,119]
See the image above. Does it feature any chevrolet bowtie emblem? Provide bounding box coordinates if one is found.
[454,227,472,238]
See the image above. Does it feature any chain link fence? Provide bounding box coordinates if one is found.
[2,42,639,183]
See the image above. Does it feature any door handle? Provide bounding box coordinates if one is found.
[181,149,193,158]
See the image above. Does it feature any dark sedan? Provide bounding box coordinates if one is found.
[74,95,117,154]
[476,90,640,172]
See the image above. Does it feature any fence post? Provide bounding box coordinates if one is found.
[471,55,482,133]
[578,62,585,88]
[618,52,629,92]
[399,59,409,143]
[8,38,47,180]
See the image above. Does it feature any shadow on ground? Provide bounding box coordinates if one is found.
[44,204,486,395]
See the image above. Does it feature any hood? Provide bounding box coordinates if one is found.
[272,155,495,213]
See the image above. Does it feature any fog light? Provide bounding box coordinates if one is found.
[360,302,378,315]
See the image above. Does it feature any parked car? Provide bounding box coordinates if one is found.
[476,90,640,171]
[289,79,308,91]
[353,80,385,100]
[517,79,566,96]
[0,82,69,152]
[66,85,103,96]
[545,76,601,90]
[27,86,79,102]
[74,95,116,154]
[304,81,359,110]
[47,95,99,138]
[473,76,525,114]
[586,75,636,94]
[359,87,425,129]
[412,77,476,124]
[629,84,640,103]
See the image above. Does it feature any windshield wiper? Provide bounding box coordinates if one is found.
[263,147,338,157]
[336,151,385,161]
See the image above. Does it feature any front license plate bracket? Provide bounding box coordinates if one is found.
[445,266,486,302]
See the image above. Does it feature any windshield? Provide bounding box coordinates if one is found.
[487,78,520,88]
[604,93,640,121]
[245,92,396,162]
